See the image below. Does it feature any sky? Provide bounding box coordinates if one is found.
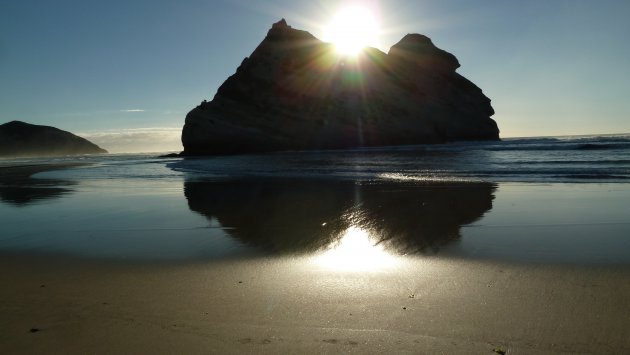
[1,0,629,152]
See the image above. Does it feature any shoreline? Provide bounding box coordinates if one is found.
[0,163,86,182]
[0,163,88,206]
[2,157,630,353]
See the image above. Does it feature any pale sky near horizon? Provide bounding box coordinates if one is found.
[1,0,629,152]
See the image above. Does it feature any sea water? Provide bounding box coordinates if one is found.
[169,135,630,183]
[1,135,629,264]
[2,134,628,183]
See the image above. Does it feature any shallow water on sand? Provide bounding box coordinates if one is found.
[2,142,629,354]
[1,156,629,265]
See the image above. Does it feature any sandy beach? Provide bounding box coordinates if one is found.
[2,161,630,354]
[1,253,629,354]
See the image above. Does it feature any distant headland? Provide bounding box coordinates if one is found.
[0,121,107,157]
[182,19,499,155]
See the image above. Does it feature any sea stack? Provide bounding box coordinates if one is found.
[182,19,499,155]
[0,121,107,157]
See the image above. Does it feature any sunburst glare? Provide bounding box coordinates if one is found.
[323,5,380,56]
[314,225,399,272]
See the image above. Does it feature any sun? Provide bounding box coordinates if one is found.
[323,6,380,56]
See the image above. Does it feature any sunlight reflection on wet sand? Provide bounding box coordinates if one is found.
[313,225,400,272]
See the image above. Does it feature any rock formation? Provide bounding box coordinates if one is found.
[0,121,107,157]
[182,19,499,155]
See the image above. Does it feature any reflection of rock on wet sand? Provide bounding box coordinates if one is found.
[0,165,79,206]
[184,179,496,255]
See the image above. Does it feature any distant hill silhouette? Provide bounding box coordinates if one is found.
[0,121,107,157]
[182,19,499,155]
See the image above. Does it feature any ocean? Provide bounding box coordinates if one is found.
[2,134,628,183]
[169,134,630,183]
[1,134,629,264]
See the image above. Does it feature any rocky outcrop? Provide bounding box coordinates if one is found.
[0,121,107,157]
[182,19,499,155]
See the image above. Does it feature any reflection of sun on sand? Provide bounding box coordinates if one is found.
[314,226,399,271]
[323,5,380,55]
[2,253,630,353]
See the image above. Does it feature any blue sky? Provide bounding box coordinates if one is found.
[1,0,629,152]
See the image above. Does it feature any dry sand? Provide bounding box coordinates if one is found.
[1,253,629,354]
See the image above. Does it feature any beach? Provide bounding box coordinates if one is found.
[1,147,630,353]
[1,253,629,354]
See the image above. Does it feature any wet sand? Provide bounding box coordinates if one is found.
[0,163,86,182]
[0,163,85,205]
[1,253,629,354]
[2,163,630,353]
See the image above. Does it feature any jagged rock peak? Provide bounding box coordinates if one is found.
[272,18,290,29]
[181,20,499,155]
[266,18,315,42]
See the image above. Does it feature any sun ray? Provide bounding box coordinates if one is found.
[323,5,381,56]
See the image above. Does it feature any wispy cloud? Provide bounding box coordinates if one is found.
[120,109,145,112]
[78,127,182,153]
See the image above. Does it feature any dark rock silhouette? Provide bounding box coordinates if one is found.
[182,19,499,155]
[0,121,107,157]
[184,179,496,255]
